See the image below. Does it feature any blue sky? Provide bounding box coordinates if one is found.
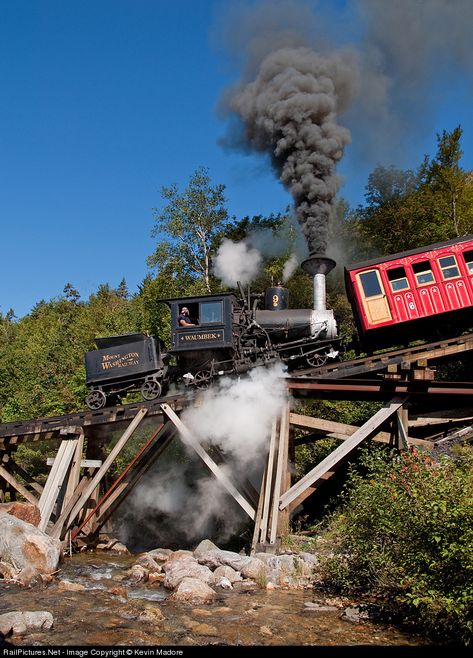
[1,0,472,318]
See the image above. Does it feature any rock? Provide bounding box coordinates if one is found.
[191,608,213,617]
[210,565,242,584]
[196,548,251,571]
[58,580,86,592]
[170,577,217,604]
[0,503,41,527]
[0,611,53,635]
[128,564,149,582]
[17,565,41,586]
[240,557,269,580]
[135,554,161,571]
[0,561,18,580]
[213,576,232,589]
[96,540,129,554]
[137,606,165,623]
[193,539,219,558]
[147,548,172,562]
[188,622,218,636]
[163,557,213,589]
[166,550,194,563]
[304,602,339,612]
[0,512,62,576]
[342,606,371,623]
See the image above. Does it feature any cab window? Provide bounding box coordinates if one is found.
[358,270,383,298]
[439,255,460,280]
[199,301,223,324]
[412,260,435,285]
[387,266,409,292]
[462,249,473,274]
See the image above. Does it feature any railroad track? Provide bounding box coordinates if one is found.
[2,332,473,447]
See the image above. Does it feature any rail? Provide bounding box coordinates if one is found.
[2,332,473,446]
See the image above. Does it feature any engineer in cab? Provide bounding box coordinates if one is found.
[178,306,198,328]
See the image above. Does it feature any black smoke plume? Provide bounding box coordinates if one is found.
[224,45,355,255]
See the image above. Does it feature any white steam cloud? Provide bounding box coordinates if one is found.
[181,361,288,467]
[213,215,308,286]
[119,363,289,548]
[213,238,262,286]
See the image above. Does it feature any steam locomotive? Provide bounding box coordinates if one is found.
[84,234,473,410]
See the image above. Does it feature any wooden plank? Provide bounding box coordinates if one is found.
[38,439,69,521]
[49,472,94,539]
[434,425,473,446]
[259,417,279,544]
[56,408,148,536]
[290,411,430,447]
[63,432,85,512]
[250,461,268,554]
[7,461,43,495]
[276,402,291,539]
[270,402,290,544]
[0,464,39,505]
[396,407,409,449]
[161,403,255,520]
[290,413,354,435]
[38,439,78,531]
[279,397,406,511]
[288,471,334,513]
[47,458,101,468]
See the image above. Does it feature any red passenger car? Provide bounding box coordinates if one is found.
[345,235,473,350]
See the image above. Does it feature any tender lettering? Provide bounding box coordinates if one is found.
[100,351,140,370]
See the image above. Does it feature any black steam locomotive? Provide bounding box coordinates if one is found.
[84,234,473,410]
[84,254,339,409]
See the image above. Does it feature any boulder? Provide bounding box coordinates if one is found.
[0,611,53,636]
[211,565,242,584]
[193,539,219,558]
[0,503,41,527]
[163,556,213,589]
[170,577,217,604]
[0,512,62,577]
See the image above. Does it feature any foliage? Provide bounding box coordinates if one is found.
[351,126,473,258]
[318,445,473,645]
[148,166,229,293]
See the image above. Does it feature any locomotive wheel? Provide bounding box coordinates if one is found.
[85,390,107,410]
[305,352,328,368]
[193,370,212,389]
[141,379,162,401]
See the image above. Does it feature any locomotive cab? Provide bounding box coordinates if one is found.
[162,293,237,352]
[160,293,239,382]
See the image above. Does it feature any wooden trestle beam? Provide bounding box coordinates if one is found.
[160,403,256,520]
[279,397,406,512]
[251,396,416,553]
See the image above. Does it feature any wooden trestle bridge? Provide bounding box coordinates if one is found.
[1,332,473,553]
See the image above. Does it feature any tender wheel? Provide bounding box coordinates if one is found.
[85,390,107,410]
[305,352,328,368]
[193,370,212,389]
[141,379,162,401]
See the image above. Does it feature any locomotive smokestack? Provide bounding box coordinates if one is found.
[301,254,336,311]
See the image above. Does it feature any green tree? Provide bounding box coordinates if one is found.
[148,167,229,293]
[425,126,473,236]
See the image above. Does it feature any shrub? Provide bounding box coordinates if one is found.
[318,444,473,645]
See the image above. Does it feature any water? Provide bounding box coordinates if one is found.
[0,552,433,647]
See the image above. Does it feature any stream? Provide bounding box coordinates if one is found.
[0,551,435,648]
